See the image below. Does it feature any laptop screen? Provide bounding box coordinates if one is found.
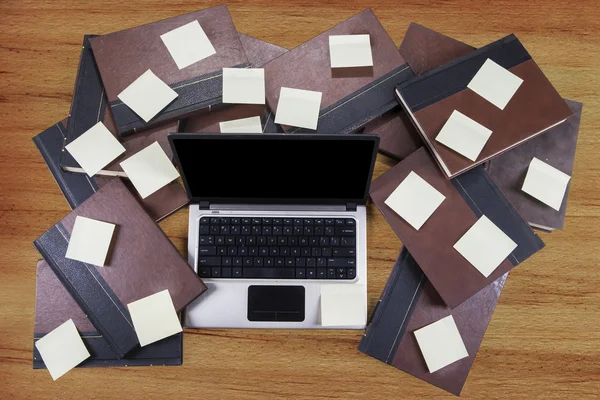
[169,134,379,205]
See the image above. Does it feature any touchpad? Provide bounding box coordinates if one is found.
[247,286,305,322]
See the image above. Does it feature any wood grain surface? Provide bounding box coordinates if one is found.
[1,1,599,398]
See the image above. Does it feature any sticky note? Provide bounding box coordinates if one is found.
[522,157,571,211]
[35,319,90,380]
[384,171,446,230]
[320,284,366,327]
[219,116,263,133]
[160,20,216,70]
[467,58,523,110]
[435,110,493,161]
[222,68,265,104]
[414,315,468,373]
[119,141,180,199]
[65,122,125,177]
[329,34,373,68]
[275,87,322,130]
[127,289,182,347]
[65,216,116,267]
[453,215,517,278]
[117,70,178,123]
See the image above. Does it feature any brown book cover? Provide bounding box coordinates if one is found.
[90,5,248,135]
[362,106,422,160]
[33,178,206,357]
[487,99,582,231]
[239,33,287,69]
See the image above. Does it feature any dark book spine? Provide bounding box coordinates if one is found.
[262,106,283,133]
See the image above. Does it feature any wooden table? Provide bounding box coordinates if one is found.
[1,1,599,398]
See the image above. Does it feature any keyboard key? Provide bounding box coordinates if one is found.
[341,237,355,247]
[247,236,256,245]
[228,247,237,256]
[325,219,334,225]
[285,257,295,267]
[230,226,240,235]
[327,268,336,278]
[283,218,293,225]
[221,218,230,224]
[299,237,308,246]
[236,236,245,245]
[335,219,345,225]
[317,258,327,267]
[330,237,339,246]
[275,257,285,267]
[347,268,356,279]
[336,272,345,279]
[291,248,300,257]
[315,219,324,225]
[252,218,261,225]
[337,268,346,274]
[243,268,294,279]
[322,248,332,257]
[336,227,356,236]
[222,257,232,266]
[268,237,276,246]
[270,247,280,256]
[239,247,248,256]
[333,248,355,257]
[265,257,274,266]
[296,268,306,278]
[222,267,232,278]
[231,218,240,225]
[262,226,272,235]
[198,267,210,278]
[281,247,290,256]
[242,226,250,234]
[211,268,222,278]
[295,258,305,267]
[248,247,257,256]
[233,267,242,277]
[303,219,313,225]
[216,236,225,245]
[199,225,210,235]
[317,268,327,279]
[311,248,321,257]
[293,226,303,235]
[289,237,298,246]
[252,226,261,235]
[320,237,330,246]
[278,237,287,245]
[326,258,356,267]
[210,226,219,234]
[253,257,263,267]
[259,247,269,256]
[307,268,316,279]
[346,219,355,225]
[243,257,253,266]
[210,217,221,225]
[304,226,313,235]
[199,246,216,256]
[233,257,242,266]
[199,236,214,245]
[262,218,272,225]
[217,247,227,256]
[283,226,293,235]
[227,237,236,245]
[272,226,282,235]
[325,227,334,236]
[314,226,324,235]
[293,218,303,225]
[198,257,221,266]
[273,218,282,225]
[242,218,251,224]
[306,258,316,267]
[258,237,267,245]
[301,247,310,257]
[200,218,210,225]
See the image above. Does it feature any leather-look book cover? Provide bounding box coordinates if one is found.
[362,106,422,160]
[90,5,248,135]
[34,260,183,368]
[487,99,582,231]
[33,178,207,357]
[263,8,414,134]
[396,34,573,178]
[33,119,188,222]
[370,147,544,308]
[359,247,506,396]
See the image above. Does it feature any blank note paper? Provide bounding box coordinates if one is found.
[127,289,182,347]
[320,284,366,327]
[522,157,571,211]
[35,319,90,380]
[117,70,178,123]
[275,87,322,130]
[119,141,180,199]
[453,215,517,278]
[435,110,493,161]
[65,122,125,177]
[160,20,216,70]
[384,171,445,230]
[329,34,373,68]
[220,116,263,133]
[222,68,265,104]
[65,216,116,267]
[414,315,468,373]
[467,58,523,110]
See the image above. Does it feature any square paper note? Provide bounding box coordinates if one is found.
[467,58,523,110]
[522,157,571,211]
[275,87,322,130]
[414,315,468,373]
[117,70,178,123]
[320,284,366,327]
[436,110,493,161]
[220,116,263,133]
[222,68,265,104]
[35,319,90,380]
[65,216,116,267]
[65,122,125,177]
[119,141,180,199]
[384,171,446,230]
[329,34,373,68]
[127,289,182,347]
[453,215,517,278]
[160,20,216,70]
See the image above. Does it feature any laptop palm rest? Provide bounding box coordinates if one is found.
[247,286,305,322]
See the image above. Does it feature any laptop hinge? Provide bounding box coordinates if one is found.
[346,203,357,212]
[199,201,210,210]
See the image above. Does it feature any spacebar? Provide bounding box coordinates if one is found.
[242,268,295,279]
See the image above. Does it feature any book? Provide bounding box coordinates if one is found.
[90,5,247,135]
[33,120,188,222]
[263,8,414,134]
[486,99,582,231]
[33,178,206,357]
[395,34,573,178]
[361,108,422,160]
[358,248,507,396]
[369,147,544,308]
[33,260,183,368]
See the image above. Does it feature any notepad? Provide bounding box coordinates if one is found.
[127,289,182,347]
[65,122,125,177]
[222,68,265,104]
[320,284,366,326]
[467,58,523,110]
[435,110,493,161]
[274,87,322,130]
[117,70,178,122]
[384,171,445,230]
[160,20,216,70]
[414,315,468,373]
[453,215,518,278]
[329,34,373,68]
[35,319,90,380]
[219,116,263,133]
[522,157,571,211]
[65,216,116,267]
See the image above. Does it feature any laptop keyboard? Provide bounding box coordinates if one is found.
[197,217,357,280]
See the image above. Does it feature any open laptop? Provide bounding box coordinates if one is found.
[169,133,379,329]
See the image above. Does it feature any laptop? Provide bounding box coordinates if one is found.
[169,133,379,329]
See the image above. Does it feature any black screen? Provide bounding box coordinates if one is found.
[171,135,378,204]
